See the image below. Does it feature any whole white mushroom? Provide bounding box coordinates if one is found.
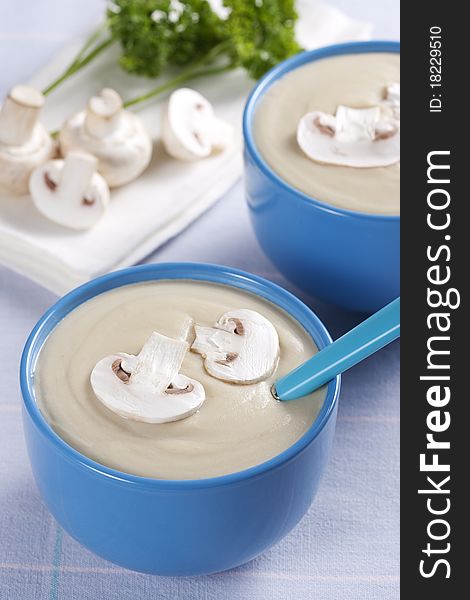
[162,88,234,161]
[59,88,152,187]
[0,85,55,195]
[29,151,109,230]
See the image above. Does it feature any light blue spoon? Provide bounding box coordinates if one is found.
[273,297,400,401]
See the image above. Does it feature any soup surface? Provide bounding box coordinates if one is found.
[35,280,326,479]
[254,52,400,215]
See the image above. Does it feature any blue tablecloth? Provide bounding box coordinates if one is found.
[0,1,400,598]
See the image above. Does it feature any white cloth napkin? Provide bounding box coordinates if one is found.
[0,1,371,295]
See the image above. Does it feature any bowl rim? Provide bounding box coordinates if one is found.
[20,263,340,490]
[243,40,400,222]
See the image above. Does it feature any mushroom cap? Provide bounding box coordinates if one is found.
[90,332,206,424]
[162,88,234,161]
[59,89,152,187]
[0,125,55,195]
[297,105,400,169]
[191,309,280,384]
[29,155,109,230]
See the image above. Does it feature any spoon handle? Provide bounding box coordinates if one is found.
[274,298,400,401]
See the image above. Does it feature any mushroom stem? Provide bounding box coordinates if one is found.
[0,85,44,146]
[57,152,98,199]
[131,331,188,389]
[85,88,123,137]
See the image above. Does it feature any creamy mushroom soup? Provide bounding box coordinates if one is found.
[253,52,400,215]
[35,280,326,480]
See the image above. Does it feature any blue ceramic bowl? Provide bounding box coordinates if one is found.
[243,41,400,314]
[20,263,340,576]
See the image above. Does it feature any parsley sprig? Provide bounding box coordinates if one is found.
[43,0,302,108]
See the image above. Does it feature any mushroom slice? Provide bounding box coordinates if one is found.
[162,88,234,161]
[0,85,55,195]
[191,309,280,384]
[297,105,400,168]
[382,82,400,119]
[29,151,109,230]
[59,88,152,187]
[91,332,205,424]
